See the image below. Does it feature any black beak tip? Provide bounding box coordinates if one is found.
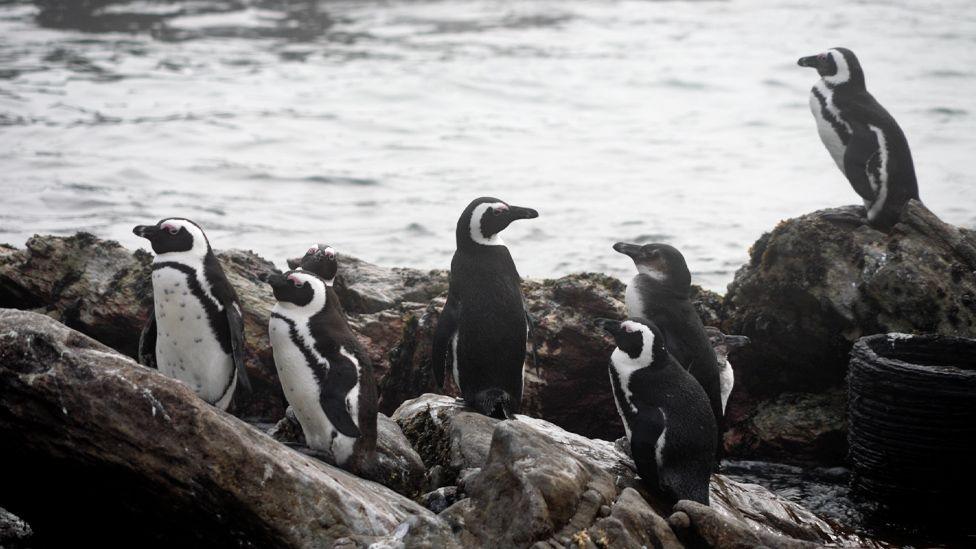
[525,208,539,219]
[132,225,150,238]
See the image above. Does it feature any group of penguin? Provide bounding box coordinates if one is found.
[132,47,921,507]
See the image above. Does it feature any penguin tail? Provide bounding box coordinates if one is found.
[474,388,515,420]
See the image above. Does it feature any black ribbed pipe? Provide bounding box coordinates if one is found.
[848,334,976,528]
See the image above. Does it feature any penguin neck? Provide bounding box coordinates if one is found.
[272,289,327,324]
[635,272,689,299]
[153,248,208,269]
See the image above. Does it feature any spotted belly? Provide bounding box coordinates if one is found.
[152,266,235,409]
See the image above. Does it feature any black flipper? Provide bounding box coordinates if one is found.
[629,405,667,494]
[225,301,252,393]
[138,303,157,369]
[431,293,459,389]
[844,120,881,202]
[319,355,362,438]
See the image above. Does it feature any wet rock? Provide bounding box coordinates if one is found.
[673,500,820,549]
[724,388,847,464]
[420,486,460,514]
[724,201,976,461]
[0,507,32,549]
[394,394,871,548]
[0,309,457,548]
[288,252,449,315]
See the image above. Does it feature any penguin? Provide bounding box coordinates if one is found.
[798,47,920,230]
[431,197,539,419]
[612,242,725,434]
[703,327,750,415]
[287,244,338,285]
[133,218,251,411]
[595,317,716,505]
[266,269,377,469]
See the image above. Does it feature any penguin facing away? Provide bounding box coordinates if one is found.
[287,243,338,285]
[431,197,539,419]
[595,317,716,505]
[798,47,920,230]
[704,327,750,415]
[133,218,251,411]
[266,270,377,468]
[612,242,725,434]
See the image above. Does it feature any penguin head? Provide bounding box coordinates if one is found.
[612,242,691,294]
[797,47,864,88]
[704,326,750,360]
[595,317,666,367]
[133,218,210,258]
[288,244,339,284]
[456,197,539,248]
[266,269,328,311]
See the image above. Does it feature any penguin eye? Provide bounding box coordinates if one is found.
[818,53,828,61]
[165,226,179,235]
[491,207,503,216]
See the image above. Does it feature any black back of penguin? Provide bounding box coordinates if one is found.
[596,317,716,505]
[798,47,919,230]
[431,197,539,419]
[613,242,725,431]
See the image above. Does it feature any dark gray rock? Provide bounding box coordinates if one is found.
[0,309,457,548]
[420,486,460,514]
[0,507,32,549]
[724,200,976,462]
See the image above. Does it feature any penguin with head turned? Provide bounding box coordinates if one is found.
[133,218,251,411]
[704,326,750,415]
[595,317,716,505]
[288,243,338,285]
[431,197,539,419]
[613,242,725,445]
[266,269,377,470]
[798,47,920,230]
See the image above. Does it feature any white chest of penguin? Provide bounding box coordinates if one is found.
[809,84,848,172]
[268,314,358,465]
[152,266,234,406]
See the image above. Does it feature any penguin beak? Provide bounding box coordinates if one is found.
[286,257,302,270]
[594,318,622,337]
[725,334,751,350]
[509,205,539,220]
[797,55,819,68]
[132,225,158,239]
[612,242,641,258]
[265,273,288,289]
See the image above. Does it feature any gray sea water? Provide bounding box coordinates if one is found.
[1,0,974,292]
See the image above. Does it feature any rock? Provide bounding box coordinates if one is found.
[288,252,449,315]
[674,499,820,549]
[394,394,871,548]
[723,388,847,463]
[266,409,426,498]
[724,201,976,461]
[0,309,457,547]
[0,507,32,549]
[420,486,460,514]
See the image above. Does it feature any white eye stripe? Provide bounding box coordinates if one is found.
[469,202,507,246]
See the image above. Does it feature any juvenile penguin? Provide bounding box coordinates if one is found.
[267,269,377,469]
[798,47,919,230]
[431,197,539,419]
[133,218,251,410]
[596,317,716,505]
[704,327,750,415]
[287,244,338,285]
[613,242,725,432]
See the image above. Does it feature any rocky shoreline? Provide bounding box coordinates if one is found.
[2,199,974,547]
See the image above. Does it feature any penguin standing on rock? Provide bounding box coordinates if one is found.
[133,218,251,411]
[798,47,919,230]
[595,317,716,505]
[613,242,725,435]
[431,197,539,419]
[267,270,377,469]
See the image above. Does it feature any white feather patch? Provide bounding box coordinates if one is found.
[468,202,507,246]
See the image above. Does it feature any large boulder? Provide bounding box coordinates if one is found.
[393,394,877,548]
[0,309,457,548]
[723,201,976,461]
